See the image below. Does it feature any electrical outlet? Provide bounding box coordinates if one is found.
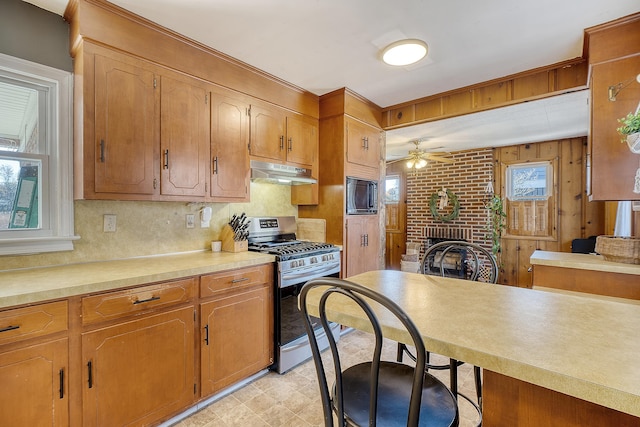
[186,214,195,229]
[103,214,117,232]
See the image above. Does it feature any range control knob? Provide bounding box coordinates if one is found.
[310,257,318,264]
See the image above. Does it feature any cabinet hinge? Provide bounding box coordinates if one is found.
[153,78,157,89]
[205,182,208,192]
[205,94,208,105]
[247,106,251,117]
[194,383,197,395]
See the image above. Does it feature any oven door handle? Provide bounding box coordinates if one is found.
[280,261,340,282]
[285,325,335,351]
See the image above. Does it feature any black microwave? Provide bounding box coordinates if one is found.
[346,177,378,215]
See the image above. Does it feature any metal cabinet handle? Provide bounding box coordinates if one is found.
[0,325,19,333]
[99,139,105,162]
[163,149,169,169]
[87,361,93,389]
[361,137,367,149]
[59,368,65,399]
[213,156,218,174]
[204,324,209,346]
[279,135,284,150]
[231,277,250,284]
[288,137,293,152]
[133,296,161,305]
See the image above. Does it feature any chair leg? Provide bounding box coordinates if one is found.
[449,358,458,397]
[474,365,482,410]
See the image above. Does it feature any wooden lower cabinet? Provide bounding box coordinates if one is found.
[345,215,380,277]
[200,282,273,396]
[0,338,69,427]
[81,306,195,427]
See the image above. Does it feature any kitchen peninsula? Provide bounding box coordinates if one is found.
[530,250,640,300]
[303,270,640,426]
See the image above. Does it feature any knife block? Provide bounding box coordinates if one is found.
[220,224,248,253]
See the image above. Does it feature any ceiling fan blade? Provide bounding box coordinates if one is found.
[425,155,455,163]
[386,156,410,164]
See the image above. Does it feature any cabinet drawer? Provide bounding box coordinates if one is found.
[200,264,273,298]
[0,300,68,346]
[82,277,196,326]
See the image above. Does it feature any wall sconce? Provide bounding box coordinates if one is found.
[608,73,640,101]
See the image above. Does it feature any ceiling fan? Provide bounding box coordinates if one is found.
[387,139,454,169]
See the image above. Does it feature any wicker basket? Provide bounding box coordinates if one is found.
[595,236,640,265]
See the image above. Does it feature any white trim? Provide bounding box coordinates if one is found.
[0,53,79,255]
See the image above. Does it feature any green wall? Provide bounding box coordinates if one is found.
[0,0,72,71]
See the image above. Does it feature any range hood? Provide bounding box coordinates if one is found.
[250,160,317,185]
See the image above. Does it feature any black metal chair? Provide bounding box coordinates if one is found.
[299,277,459,427]
[398,241,498,425]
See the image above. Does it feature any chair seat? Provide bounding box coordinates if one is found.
[336,362,459,427]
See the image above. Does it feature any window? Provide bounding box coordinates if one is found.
[0,53,76,255]
[384,175,400,203]
[506,162,552,201]
[503,160,556,239]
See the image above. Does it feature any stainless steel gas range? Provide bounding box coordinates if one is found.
[247,216,341,374]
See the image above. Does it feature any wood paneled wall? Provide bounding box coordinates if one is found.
[494,137,605,287]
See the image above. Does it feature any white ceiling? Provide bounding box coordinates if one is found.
[22,0,640,159]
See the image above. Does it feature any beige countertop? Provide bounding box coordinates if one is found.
[304,270,640,418]
[0,251,275,309]
[530,250,640,275]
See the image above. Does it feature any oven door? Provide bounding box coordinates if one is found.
[276,260,341,374]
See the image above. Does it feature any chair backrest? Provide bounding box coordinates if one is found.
[422,241,499,283]
[299,277,428,427]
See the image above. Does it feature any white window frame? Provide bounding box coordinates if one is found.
[0,53,78,255]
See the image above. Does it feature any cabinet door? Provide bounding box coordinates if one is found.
[249,104,286,162]
[160,75,210,197]
[0,338,68,427]
[201,284,273,396]
[590,56,640,200]
[211,93,250,201]
[94,54,158,195]
[345,216,380,278]
[82,306,194,427]
[285,114,317,168]
[345,118,380,170]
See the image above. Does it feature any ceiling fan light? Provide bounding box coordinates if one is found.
[406,159,415,168]
[416,158,428,169]
[381,39,428,66]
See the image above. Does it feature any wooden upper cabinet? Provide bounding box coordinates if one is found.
[160,75,210,197]
[249,104,287,162]
[94,53,159,195]
[249,104,317,168]
[345,117,380,171]
[210,93,250,201]
[589,55,640,201]
[285,114,317,168]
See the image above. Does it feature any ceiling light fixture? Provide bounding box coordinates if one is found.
[381,39,428,66]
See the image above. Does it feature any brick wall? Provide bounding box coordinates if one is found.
[406,148,494,254]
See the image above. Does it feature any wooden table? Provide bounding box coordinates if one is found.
[303,270,640,426]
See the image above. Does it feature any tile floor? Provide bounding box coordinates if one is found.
[174,329,481,427]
